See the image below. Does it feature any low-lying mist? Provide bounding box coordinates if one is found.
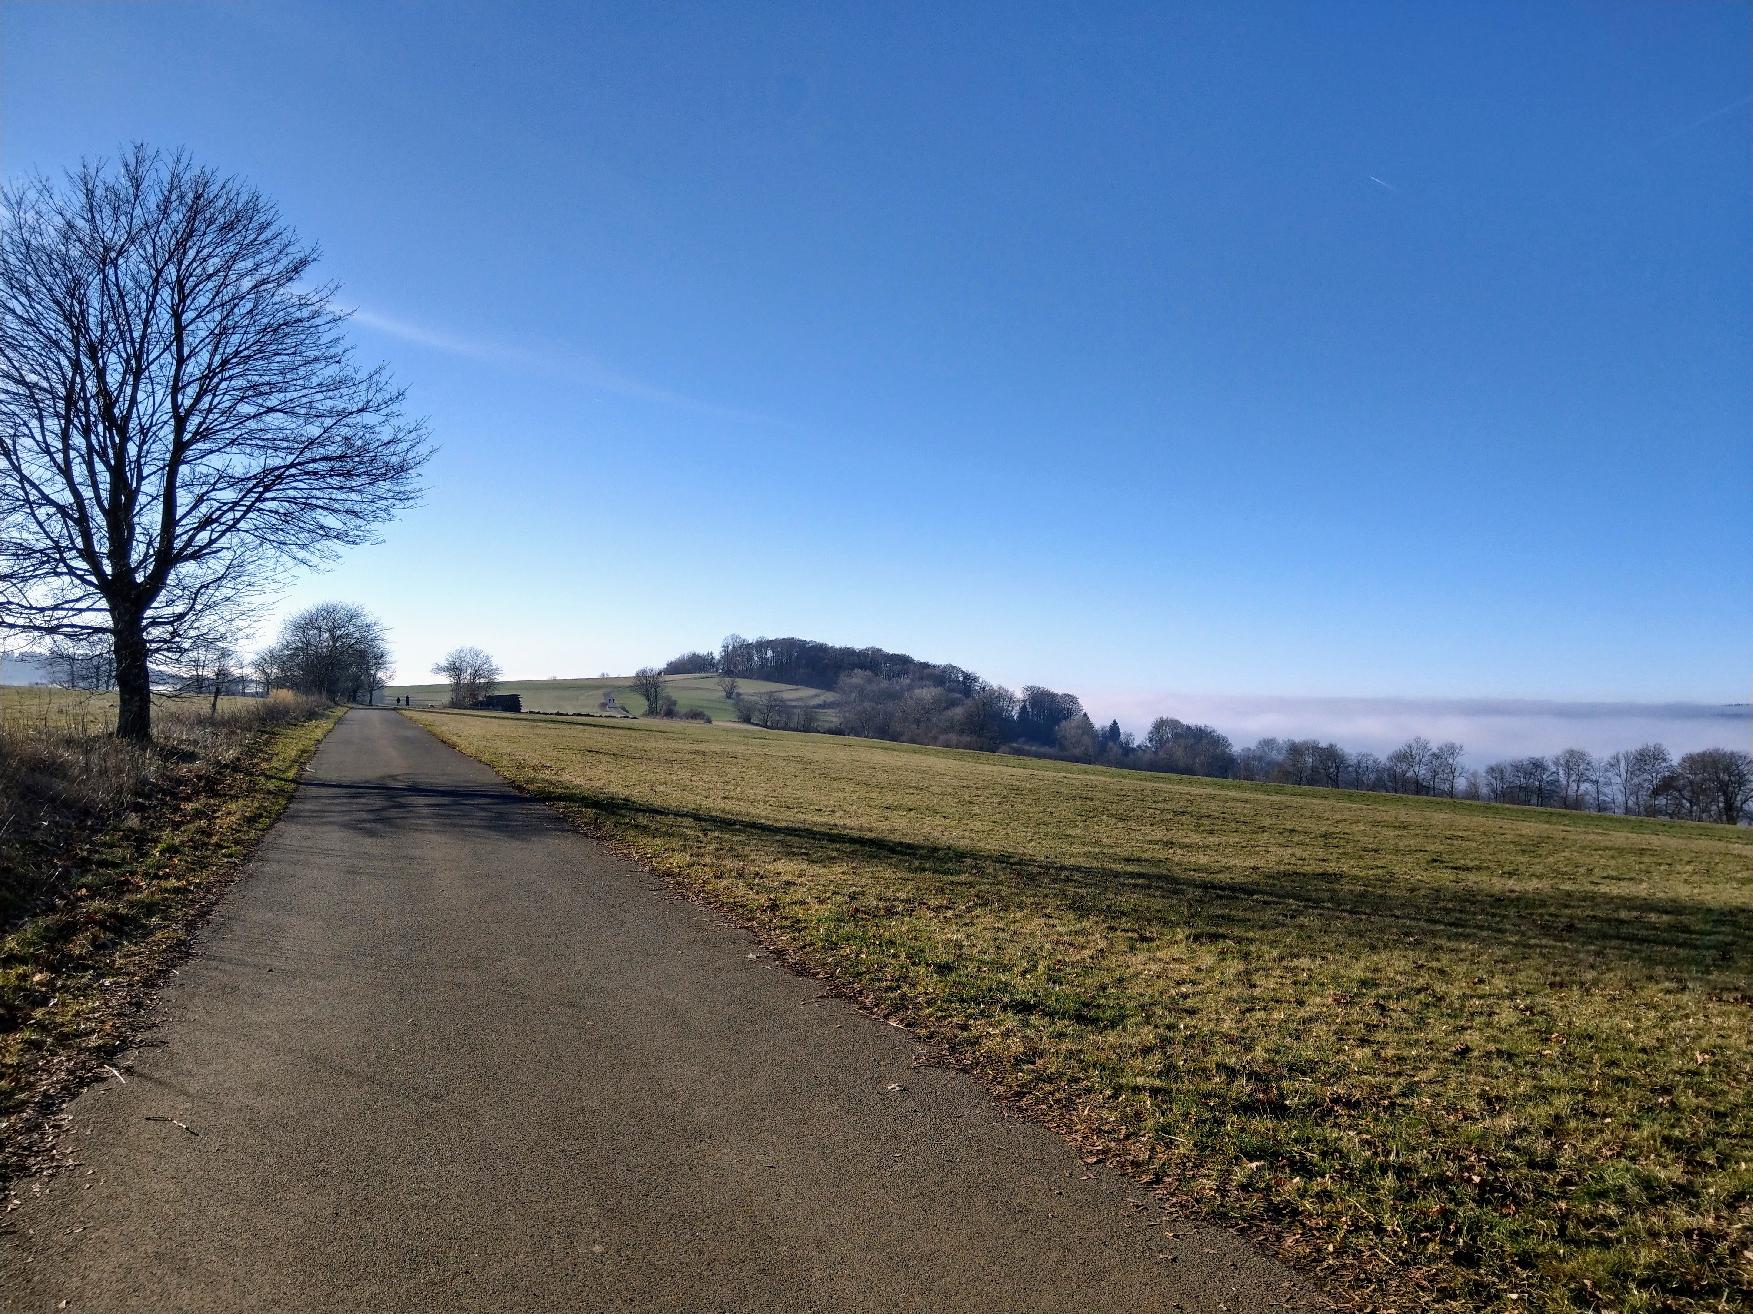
[1091,693,1750,762]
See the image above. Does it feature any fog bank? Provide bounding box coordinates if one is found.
[1090,693,1750,763]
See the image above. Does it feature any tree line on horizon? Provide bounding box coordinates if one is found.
[663,635,1753,826]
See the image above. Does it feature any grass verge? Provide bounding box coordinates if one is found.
[0,698,342,1182]
[408,707,1751,1314]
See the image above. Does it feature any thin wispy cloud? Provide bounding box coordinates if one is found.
[347,307,534,366]
[1647,94,1751,149]
[346,304,784,428]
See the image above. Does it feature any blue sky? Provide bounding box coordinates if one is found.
[3,1,1748,719]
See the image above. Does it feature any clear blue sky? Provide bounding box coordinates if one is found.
[3,1,1747,712]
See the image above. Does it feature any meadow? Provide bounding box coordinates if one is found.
[382,672,835,722]
[407,707,1752,1314]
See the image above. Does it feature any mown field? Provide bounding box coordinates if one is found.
[407,707,1751,1314]
[382,672,835,722]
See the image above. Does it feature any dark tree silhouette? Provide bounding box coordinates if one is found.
[0,147,428,741]
[261,602,391,704]
[631,666,667,716]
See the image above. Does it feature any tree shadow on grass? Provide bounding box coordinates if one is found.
[412,707,652,733]
[559,791,1752,982]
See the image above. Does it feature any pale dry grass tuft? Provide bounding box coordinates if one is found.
[1,688,326,923]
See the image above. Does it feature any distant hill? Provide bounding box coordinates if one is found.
[381,673,836,723]
[709,636,982,694]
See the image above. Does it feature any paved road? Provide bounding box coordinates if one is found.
[1,709,1318,1312]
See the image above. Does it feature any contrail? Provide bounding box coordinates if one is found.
[1368,176,1398,192]
[348,303,787,429]
[1647,94,1750,149]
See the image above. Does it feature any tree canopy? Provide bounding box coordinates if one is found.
[0,147,428,738]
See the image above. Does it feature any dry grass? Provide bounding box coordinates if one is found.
[1,689,340,1179]
[1,689,323,921]
[409,707,1752,1314]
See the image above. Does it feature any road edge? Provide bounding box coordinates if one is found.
[0,706,347,1197]
[403,707,1337,1312]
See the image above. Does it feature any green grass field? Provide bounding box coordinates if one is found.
[407,707,1752,1314]
[382,672,835,722]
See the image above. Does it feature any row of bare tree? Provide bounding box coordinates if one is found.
[31,592,506,718]
[258,603,391,705]
[1220,733,1749,823]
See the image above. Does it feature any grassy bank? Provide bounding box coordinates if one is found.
[408,707,1751,1314]
[1,691,341,1178]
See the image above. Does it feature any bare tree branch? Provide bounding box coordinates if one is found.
[0,147,430,739]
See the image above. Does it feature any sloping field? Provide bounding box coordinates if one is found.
[407,708,1751,1314]
[383,672,834,721]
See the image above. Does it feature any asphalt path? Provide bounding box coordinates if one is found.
[0,708,1319,1312]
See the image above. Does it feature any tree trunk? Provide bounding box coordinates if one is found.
[112,606,152,742]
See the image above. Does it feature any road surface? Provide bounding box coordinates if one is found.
[0,708,1319,1312]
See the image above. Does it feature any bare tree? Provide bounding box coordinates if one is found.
[755,689,796,728]
[1311,741,1350,788]
[261,602,390,703]
[1509,756,1556,807]
[44,632,115,691]
[717,634,747,681]
[208,643,237,716]
[1385,737,1433,794]
[1430,742,1466,798]
[715,637,747,701]
[170,635,241,716]
[1604,743,1671,817]
[953,682,1017,750]
[1055,712,1099,761]
[1551,748,1597,810]
[0,147,428,741]
[1656,749,1753,826]
[1016,686,1084,746]
[432,645,501,708]
[1481,761,1511,802]
[631,666,667,716]
[1348,751,1382,791]
[1278,739,1317,786]
[173,634,239,715]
